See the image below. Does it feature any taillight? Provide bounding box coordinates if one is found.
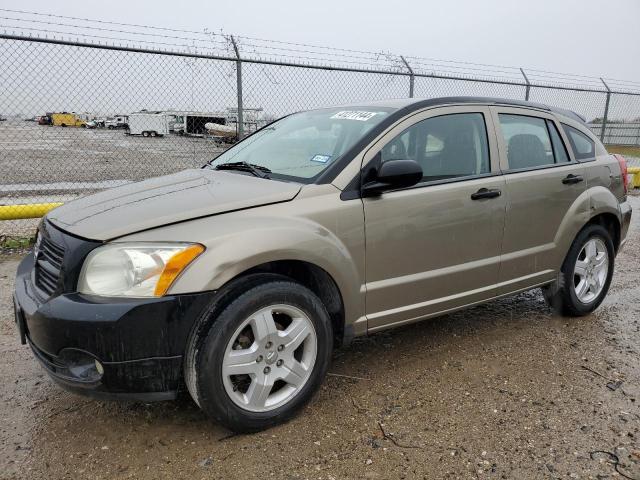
[614,154,629,194]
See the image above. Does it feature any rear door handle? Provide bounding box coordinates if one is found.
[562,174,584,185]
[470,188,501,200]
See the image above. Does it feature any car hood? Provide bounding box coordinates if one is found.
[47,169,302,240]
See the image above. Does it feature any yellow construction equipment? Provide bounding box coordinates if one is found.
[0,203,63,220]
[629,167,640,189]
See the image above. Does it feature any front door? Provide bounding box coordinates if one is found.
[363,106,506,331]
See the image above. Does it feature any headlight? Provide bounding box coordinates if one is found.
[78,243,204,297]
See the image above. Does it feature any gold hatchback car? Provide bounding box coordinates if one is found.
[14,97,632,431]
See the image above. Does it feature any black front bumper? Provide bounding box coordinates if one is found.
[14,252,215,401]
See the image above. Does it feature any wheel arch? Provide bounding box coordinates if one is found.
[554,186,622,266]
[228,260,346,345]
[585,212,621,253]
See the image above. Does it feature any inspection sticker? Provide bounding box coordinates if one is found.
[310,154,332,163]
[331,111,378,121]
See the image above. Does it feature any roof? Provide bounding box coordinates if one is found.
[337,96,587,124]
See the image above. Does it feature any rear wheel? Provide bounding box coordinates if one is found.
[142,131,149,137]
[185,278,333,432]
[542,224,614,316]
[150,131,157,137]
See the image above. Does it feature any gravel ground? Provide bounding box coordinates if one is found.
[1,195,640,478]
[1,194,640,479]
[0,121,224,185]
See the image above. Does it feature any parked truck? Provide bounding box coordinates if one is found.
[51,112,86,128]
[105,115,129,130]
[127,112,171,137]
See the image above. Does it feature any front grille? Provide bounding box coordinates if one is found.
[34,234,66,296]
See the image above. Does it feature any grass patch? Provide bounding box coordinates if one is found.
[0,235,35,251]
[605,145,640,157]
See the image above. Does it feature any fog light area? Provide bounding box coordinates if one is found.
[58,349,104,382]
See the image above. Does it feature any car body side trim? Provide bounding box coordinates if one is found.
[368,274,554,333]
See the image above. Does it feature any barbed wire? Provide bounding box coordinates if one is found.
[0,7,223,37]
[0,15,229,45]
[0,24,235,56]
[1,8,639,91]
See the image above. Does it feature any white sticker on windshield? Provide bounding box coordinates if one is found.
[331,111,378,121]
[310,154,332,163]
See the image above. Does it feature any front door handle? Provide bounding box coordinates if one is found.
[470,188,501,200]
[562,174,584,185]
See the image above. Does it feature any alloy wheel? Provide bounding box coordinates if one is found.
[573,237,608,304]
[221,304,317,412]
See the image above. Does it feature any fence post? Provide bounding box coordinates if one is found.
[230,35,244,140]
[600,78,611,143]
[400,56,414,98]
[520,68,531,101]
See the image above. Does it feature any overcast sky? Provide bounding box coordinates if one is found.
[20,0,640,82]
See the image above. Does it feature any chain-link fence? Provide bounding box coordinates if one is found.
[2,25,640,239]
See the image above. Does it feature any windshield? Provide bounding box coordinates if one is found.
[206,107,393,182]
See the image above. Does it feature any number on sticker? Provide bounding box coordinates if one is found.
[330,111,378,121]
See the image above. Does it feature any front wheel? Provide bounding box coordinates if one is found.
[185,278,333,432]
[542,224,614,316]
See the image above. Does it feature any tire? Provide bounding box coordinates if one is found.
[60,123,66,127]
[150,131,157,137]
[142,131,149,137]
[185,276,333,432]
[108,125,114,130]
[542,224,615,316]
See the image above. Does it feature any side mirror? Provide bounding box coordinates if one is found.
[362,159,423,196]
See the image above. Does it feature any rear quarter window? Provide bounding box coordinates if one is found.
[562,125,595,161]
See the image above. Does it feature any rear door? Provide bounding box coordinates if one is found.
[363,106,506,331]
[491,107,588,294]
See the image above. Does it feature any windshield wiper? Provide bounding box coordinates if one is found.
[214,161,271,179]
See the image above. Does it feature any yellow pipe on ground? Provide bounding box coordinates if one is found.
[628,167,640,189]
[0,203,63,220]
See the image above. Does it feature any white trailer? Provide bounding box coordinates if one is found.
[127,112,171,137]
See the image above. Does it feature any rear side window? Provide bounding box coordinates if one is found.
[562,125,595,161]
[498,114,558,169]
[380,113,490,182]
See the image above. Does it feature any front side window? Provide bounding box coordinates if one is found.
[562,124,595,161]
[379,113,490,182]
[207,107,392,182]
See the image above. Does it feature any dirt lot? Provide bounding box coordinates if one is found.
[1,196,640,479]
